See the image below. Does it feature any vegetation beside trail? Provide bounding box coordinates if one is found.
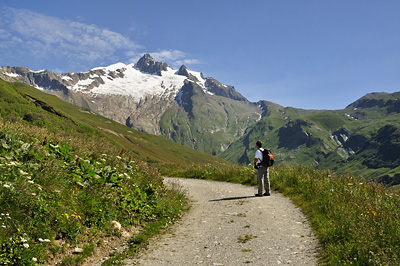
[0,120,187,265]
[271,165,400,265]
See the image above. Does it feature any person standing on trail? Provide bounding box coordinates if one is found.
[254,140,270,197]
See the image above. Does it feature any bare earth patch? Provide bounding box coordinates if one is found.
[125,177,319,265]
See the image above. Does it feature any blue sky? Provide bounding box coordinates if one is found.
[1,0,400,110]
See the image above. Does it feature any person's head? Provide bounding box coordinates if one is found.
[256,140,262,149]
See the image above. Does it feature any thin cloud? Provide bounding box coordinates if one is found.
[0,7,141,70]
[151,50,201,68]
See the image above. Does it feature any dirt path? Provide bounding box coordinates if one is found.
[124,178,319,265]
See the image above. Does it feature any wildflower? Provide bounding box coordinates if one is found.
[3,184,10,188]
[116,156,122,160]
[20,237,28,242]
[38,238,43,242]
[1,224,6,228]
[28,180,34,184]
[19,169,28,175]
[23,243,29,248]
[32,257,37,262]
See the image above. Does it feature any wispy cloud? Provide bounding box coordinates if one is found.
[0,7,201,72]
[151,50,201,68]
[0,7,140,71]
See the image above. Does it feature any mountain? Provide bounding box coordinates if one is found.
[0,72,227,166]
[1,54,261,156]
[2,54,400,186]
[219,91,400,186]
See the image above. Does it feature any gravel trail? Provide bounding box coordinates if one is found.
[125,177,319,266]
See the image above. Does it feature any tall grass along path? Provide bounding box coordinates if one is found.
[125,178,318,265]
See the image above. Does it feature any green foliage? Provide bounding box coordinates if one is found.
[271,165,400,265]
[0,128,187,264]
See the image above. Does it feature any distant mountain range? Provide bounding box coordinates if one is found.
[2,54,400,186]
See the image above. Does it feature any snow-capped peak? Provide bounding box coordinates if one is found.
[67,63,186,103]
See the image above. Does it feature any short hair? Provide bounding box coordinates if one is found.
[256,140,262,148]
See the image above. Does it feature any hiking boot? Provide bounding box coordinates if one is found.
[263,192,270,196]
[254,194,263,197]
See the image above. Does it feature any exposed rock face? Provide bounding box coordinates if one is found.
[126,89,179,135]
[205,78,247,102]
[332,128,350,146]
[177,65,200,82]
[134,53,168,76]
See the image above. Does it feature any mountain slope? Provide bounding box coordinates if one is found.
[0,74,227,166]
[1,54,262,155]
[220,91,400,185]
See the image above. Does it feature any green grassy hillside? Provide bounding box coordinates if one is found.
[1,77,226,166]
[219,94,400,185]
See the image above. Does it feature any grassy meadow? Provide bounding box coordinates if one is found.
[270,165,400,265]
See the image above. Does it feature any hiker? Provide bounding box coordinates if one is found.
[254,140,270,197]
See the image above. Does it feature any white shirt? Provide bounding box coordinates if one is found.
[255,148,264,164]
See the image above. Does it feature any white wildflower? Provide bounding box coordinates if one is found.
[28,181,34,184]
[19,169,28,175]
[20,237,28,242]
[44,239,50,242]
[23,243,29,248]
[38,238,43,242]
[32,257,37,262]
[3,184,10,188]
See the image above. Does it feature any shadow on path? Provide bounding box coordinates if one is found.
[209,195,255,202]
